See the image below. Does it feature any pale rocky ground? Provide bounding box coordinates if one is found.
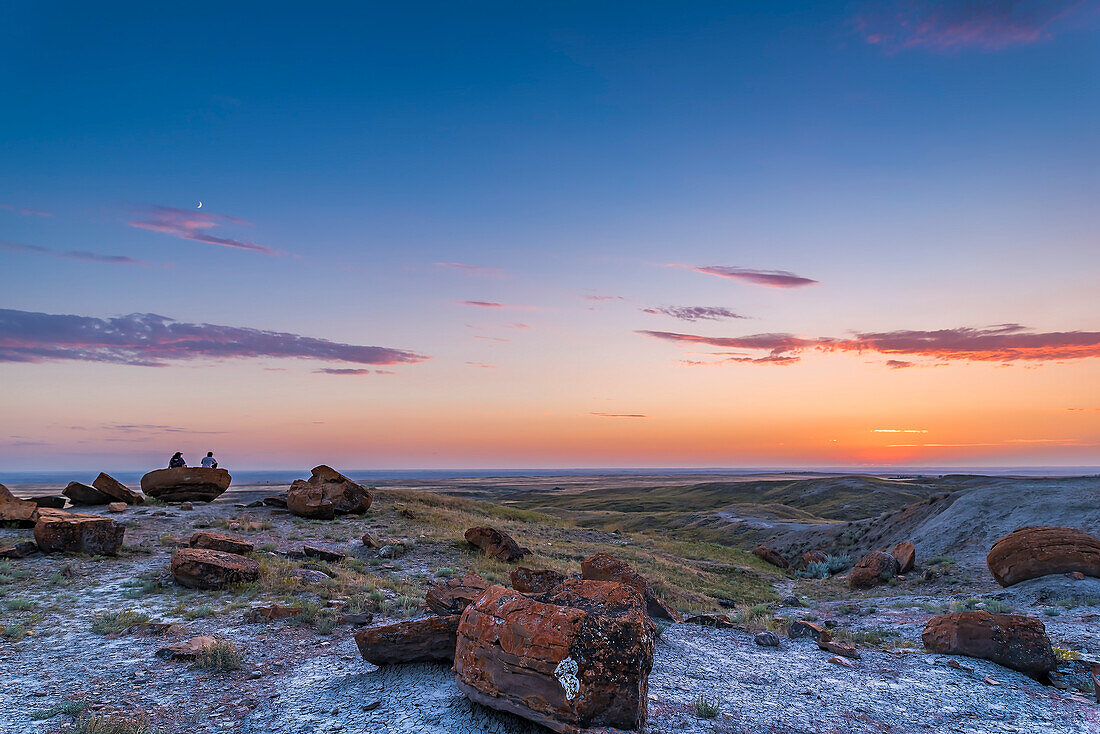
[1,474,1098,734]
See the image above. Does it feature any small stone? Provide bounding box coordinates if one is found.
[107,502,127,513]
[781,595,801,607]
[363,701,382,711]
[754,631,781,647]
[828,655,857,668]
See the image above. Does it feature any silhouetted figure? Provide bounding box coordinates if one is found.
[168,452,186,468]
[201,451,218,469]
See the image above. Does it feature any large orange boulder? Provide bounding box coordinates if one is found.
[170,547,260,589]
[141,467,232,503]
[464,526,529,562]
[511,566,566,594]
[354,615,461,664]
[986,526,1100,587]
[891,542,916,574]
[922,611,1057,674]
[286,465,371,520]
[189,531,254,555]
[848,550,899,589]
[62,481,111,505]
[0,483,39,527]
[92,472,143,504]
[752,545,789,569]
[425,572,490,616]
[580,552,679,621]
[33,510,124,555]
[455,580,655,734]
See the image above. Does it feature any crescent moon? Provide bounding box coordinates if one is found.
[196,201,203,209]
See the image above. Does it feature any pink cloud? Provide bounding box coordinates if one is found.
[583,294,625,302]
[852,0,1089,52]
[0,309,428,367]
[458,301,535,310]
[128,205,278,255]
[640,324,1100,365]
[591,412,648,418]
[674,265,818,288]
[0,204,52,217]
[435,262,505,277]
[1,240,147,267]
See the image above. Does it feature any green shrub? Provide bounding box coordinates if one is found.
[72,712,153,734]
[825,554,851,574]
[796,561,829,579]
[694,694,720,719]
[90,610,150,635]
[193,640,242,673]
[30,700,87,720]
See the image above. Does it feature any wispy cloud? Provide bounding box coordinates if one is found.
[583,294,625,302]
[128,205,278,255]
[0,204,52,217]
[641,324,1100,365]
[0,309,429,367]
[466,362,498,369]
[1,240,147,267]
[642,306,748,322]
[871,428,929,433]
[435,262,505,277]
[674,265,818,289]
[458,300,535,310]
[852,0,1089,52]
[885,359,915,369]
[591,412,647,418]
[314,368,395,375]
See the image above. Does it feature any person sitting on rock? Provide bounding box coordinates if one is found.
[168,452,186,468]
[201,451,218,469]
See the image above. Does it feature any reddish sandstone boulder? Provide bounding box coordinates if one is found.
[752,545,789,570]
[580,552,679,622]
[354,615,461,664]
[246,604,304,622]
[92,472,143,504]
[922,611,1057,674]
[455,581,655,734]
[286,465,371,520]
[62,481,111,506]
[788,620,829,641]
[848,550,900,589]
[0,483,38,527]
[511,566,566,594]
[0,541,39,559]
[34,510,124,555]
[891,542,916,574]
[986,526,1100,587]
[426,572,490,616]
[189,531,254,555]
[303,544,345,562]
[141,467,232,503]
[801,550,828,568]
[170,547,260,589]
[464,526,529,562]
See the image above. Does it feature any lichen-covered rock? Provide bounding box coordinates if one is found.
[891,542,916,574]
[354,615,461,664]
[921,611,1057,674]
[33,510,124,555]
[62,481,111,505]
[141,467,232,503]
[189,531,254,555]
[580,552,679,621]
[753,545,789,569]
[426,572,490,616]
[464,526,529,562]
[0,483,39,527]
[455,580,655,734]
[286,465,371,520]
[848,550,900,589]
[92,472,143,504]
[511,566,566,594]
[986,526,1100,587]
[170,547,259,589]
[0,541,39,559]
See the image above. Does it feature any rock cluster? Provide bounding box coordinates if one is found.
[580,552,679,621]
[141,467,232,503]
[286,465,371,520]
[986,526,1100,587]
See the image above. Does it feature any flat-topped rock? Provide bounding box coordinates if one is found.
[922,610,1057,674]
[62,481,111,505]
[189,531,254,555]
[141,467,232,503]
[33,510,124,555]
[171,547,260,589]
[93,472,143,504]
[286,465,371,520]
[0,483,39,527]
[354,615,461,665]
[580,552,679,621]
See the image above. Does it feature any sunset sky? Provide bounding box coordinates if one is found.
[2,2,1098,471]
